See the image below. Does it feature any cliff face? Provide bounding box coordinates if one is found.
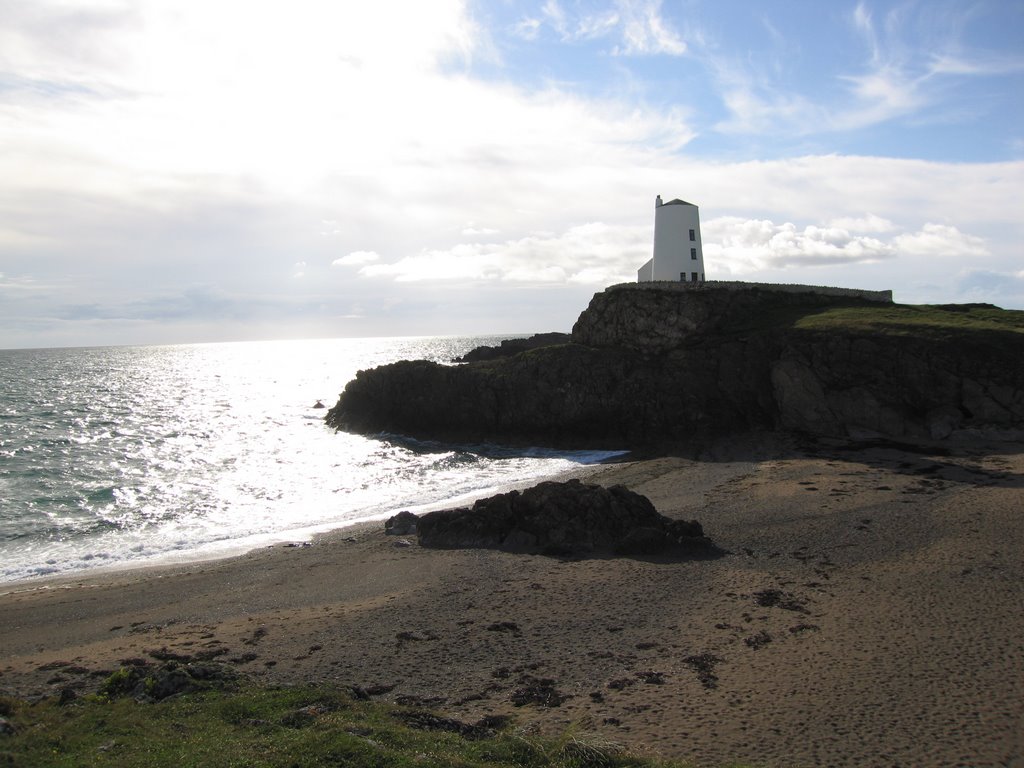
[326,284,1024,447]
[571,282,885,353]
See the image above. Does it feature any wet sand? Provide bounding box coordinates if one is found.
[1,435,1022,767]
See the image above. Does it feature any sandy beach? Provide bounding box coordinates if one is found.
[1,434,1021,767]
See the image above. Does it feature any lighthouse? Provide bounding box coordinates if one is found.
[637,195,705,283]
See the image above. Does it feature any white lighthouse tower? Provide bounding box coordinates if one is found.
[637,195,705,283]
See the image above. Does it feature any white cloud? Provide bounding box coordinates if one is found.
[513,17,542,41]
[612,0,686,56]
[836,67,927,127]
[928,53,1024,77]
[360,223,647,285]
[702,216,993,276]
[706,1,1022,138]
[0,0,486,198]
[461,225,500,237]
[852,3,877,59]
[0,224,56,249]
[831,2,1021,132]
[828,214,896,233]
[892,224,988,258]
[357,211,1001,295]
[576,10,620,42]
[542,0,568,37]
[0,0,698,217]
[714,81,820,135]
[0,1,138,91]
[525,0,684,56]
[333,251,380,267]
[703,217,892,272]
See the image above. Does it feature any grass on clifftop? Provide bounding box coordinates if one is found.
[713,298,1024,343]
[0,682,709,768]
[791,302,1024,337]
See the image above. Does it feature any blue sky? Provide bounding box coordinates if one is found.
[1,0,1022,348]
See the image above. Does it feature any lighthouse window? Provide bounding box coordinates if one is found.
[689,229,695,241]
[691,272,699,282]
[690,248,697,259]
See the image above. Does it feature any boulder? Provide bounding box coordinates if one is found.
[415,480,718,557]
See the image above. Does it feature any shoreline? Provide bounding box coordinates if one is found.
[1,435,1021,766]
[0,446,631,595]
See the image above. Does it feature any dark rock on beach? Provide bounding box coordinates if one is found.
[412,479,718,557]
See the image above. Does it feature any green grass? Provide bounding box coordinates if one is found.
[714,298,1024,340]
[0,682,703,768]
[791,302,1024,337]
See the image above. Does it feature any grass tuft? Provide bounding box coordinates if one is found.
[0,681,725,767]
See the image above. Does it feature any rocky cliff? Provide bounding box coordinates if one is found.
[326,283,1024,447]
[454,332,571,362]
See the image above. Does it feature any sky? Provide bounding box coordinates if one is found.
[1,0,1022,349]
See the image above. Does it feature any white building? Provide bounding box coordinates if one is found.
[637,195,705,283]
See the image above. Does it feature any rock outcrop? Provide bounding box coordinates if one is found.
[455,332,571,362]
[326,283,1024,447]
[410,479,717,557]
[99,660,238,702]
[572,282,876,354]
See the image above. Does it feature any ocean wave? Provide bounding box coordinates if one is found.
[0,336,610,583]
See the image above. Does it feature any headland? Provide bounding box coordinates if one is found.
[327,281,1024,448]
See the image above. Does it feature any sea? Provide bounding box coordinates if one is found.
[0,336,622,585]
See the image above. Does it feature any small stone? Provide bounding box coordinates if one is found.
[636,671,666,684]
[486,621,520,634]
[395,630,435,643]
[510,676,571,708]
[607,678,635,691]
[745,630,773,650]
